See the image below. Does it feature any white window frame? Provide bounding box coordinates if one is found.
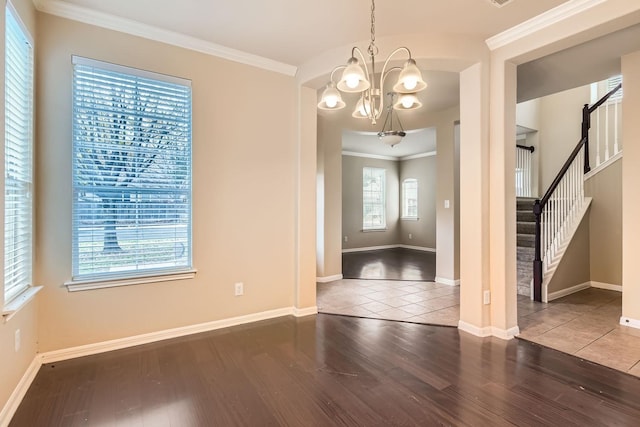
[3,2,35,311]
[401,178,418,220]
[68,56,195,291]
[590,75,623,105]
[362,167,386,231]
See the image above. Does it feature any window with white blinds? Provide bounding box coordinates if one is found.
[607,75,623,104]
[362,167,386,230]
[4,5,34,303]
[72,56,192,282]
[402,178,418,219]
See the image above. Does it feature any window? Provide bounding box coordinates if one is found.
[4,5,34,303]
[606,75,623,104]
[72,56,192,283]
[591,75,623,104]
[402,179,418,219]
[362,167,386,230]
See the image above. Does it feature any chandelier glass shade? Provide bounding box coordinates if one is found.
[317,0,427,126]
[377,92,406,147]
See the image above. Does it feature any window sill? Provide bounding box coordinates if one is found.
[3,286,44,323]
[65,269,197,292]
[401,217,419,221]
[362,228,387,232]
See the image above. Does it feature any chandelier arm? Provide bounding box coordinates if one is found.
[329,65,346,83]
[351,47,370,84]
[379,46,412,80]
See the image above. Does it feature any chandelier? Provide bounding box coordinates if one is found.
[378,93,406,147]
[317,0,427,126]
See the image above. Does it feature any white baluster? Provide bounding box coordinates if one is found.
[605,102,610,163]
[614,101,619,155]
[596,108,601,166]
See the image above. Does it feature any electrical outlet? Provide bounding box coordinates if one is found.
[234,282,244,296]
[483,290,491,305]
[15,329,21,352]
[409,233,413,239]
[344,236,348,242]
[444,200,450,209]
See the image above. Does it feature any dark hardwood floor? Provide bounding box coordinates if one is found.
[342,247,436,281]
[11,314,640,426]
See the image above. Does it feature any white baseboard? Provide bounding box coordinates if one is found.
[0,356,41,427]
[492,326,520,340]
[316,274,343,283]
[342,244,435,254]
[41,307,298,364]
[458,321,492,337]
[293,306,318,317]
[590,281,622,292]
[620,316,640,330]
[458,321,518,340]
[342,245,397,253]
[398,245,436,253]
[547,282,591,301]
[435,277,460,286]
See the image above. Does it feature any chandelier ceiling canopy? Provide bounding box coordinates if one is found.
[317,0,427,128]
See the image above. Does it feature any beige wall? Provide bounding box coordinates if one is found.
[547,211,591,294]
[435,110,461,283]
[537,85,590,192]
[622,50,640,323]
[585,159,622,286]
[340,153,437,251]
[319,102,460,279]
[399,155,437,249]
[516,98,541,197]
[35,14,300,351]
[342,156,400,249]
[0,0,39,414]
[316,114,343,278]
[296,86,317,308]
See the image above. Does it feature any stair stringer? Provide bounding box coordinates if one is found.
[541,197,592,303]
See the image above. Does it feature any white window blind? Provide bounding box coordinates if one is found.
[402,179,418,218]
[607,75,623,104]
[72,56,192,281]
[362,167,386,230]
[4,5,34,303]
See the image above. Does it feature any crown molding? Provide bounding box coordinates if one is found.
[400,151,437,161]
[342,151,399,161]
[486,0,606,50]
[31,0,297,76]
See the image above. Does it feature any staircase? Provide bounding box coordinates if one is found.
[517,197,536,296]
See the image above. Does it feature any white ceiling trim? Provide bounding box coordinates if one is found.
[485,0,606,50]
[31,0,297,76]
[400,151,437,161]
[342,151,398,161]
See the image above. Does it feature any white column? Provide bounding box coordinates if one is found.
[622,50,640,328]
[458,62,492,336]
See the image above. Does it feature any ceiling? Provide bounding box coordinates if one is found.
[43,1,640,158]
[343,128,437,160]
[48,0,568,68]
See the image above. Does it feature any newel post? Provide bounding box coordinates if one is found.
[582,104,591,173]
[533,199,543,302]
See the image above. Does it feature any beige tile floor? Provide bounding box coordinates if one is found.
[317,279,460,326]
[317,281,640,377]
[518,288,640,377]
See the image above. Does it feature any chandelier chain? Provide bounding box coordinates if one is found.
[368,0,378,56]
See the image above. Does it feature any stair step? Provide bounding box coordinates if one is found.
[517,221,536,234]
[516,197,537,211]
[517,247,535,262]
[517,211,536,222]
[517,233,535,247]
